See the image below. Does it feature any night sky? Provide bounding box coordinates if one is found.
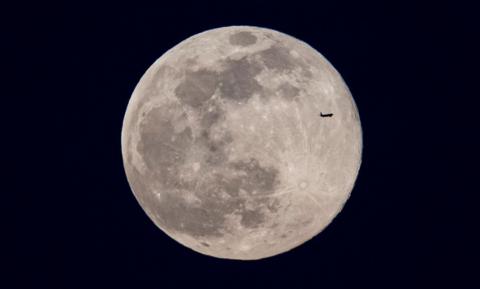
[8,1,476,288]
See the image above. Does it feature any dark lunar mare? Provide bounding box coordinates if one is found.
[218,57,264,103]
[229,31,257,47]
[136,105,282,237]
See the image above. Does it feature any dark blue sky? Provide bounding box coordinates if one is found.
[8,1,476,288]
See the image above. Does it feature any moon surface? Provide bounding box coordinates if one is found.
[121,26,362,260]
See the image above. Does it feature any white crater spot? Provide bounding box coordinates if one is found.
[299,181,308,190]
[192,162,200,172]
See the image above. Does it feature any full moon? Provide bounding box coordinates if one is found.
[121,26,362,260]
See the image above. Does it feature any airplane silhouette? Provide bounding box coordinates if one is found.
[320,112,333,117]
